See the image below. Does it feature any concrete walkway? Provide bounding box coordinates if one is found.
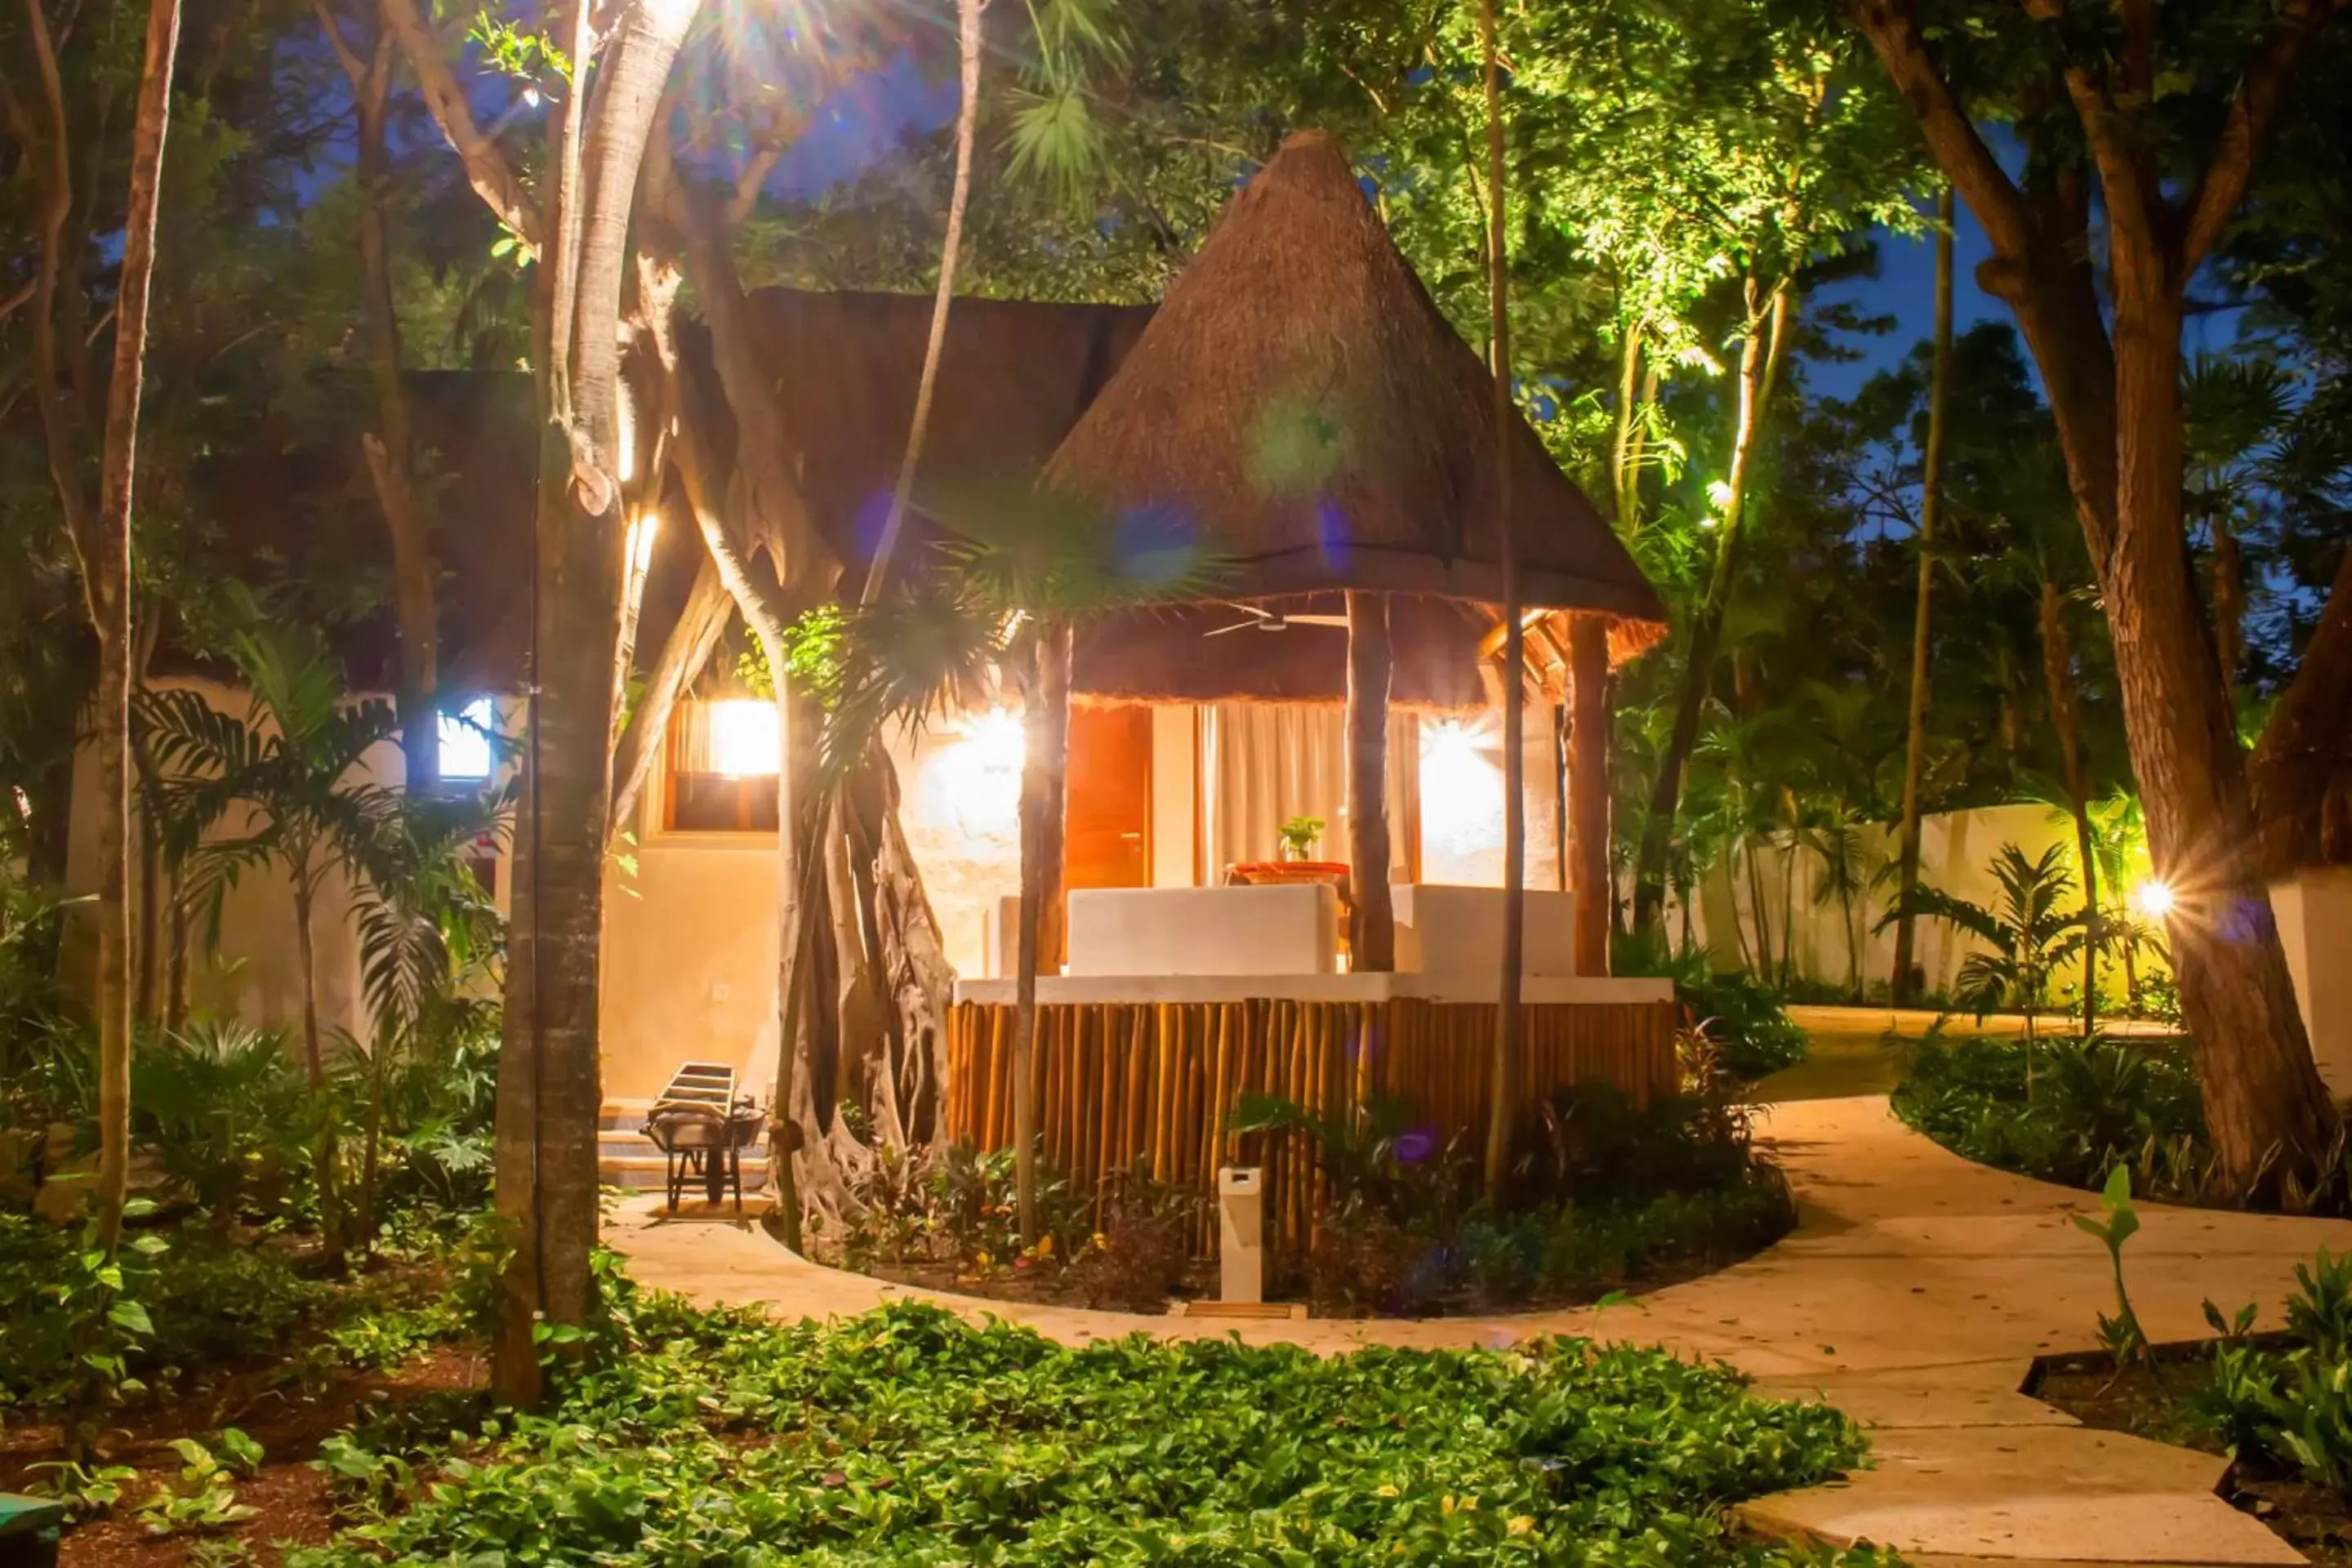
[610,1095,2352,1566]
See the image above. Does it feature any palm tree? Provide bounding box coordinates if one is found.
[348,786,510,1254]
[140,599,403,1265]
[1880,842,2087,1058]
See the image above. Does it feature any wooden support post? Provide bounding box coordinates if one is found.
[1345,590,1396,971]
[1568,614,1612,976]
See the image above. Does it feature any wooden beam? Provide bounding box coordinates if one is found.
[1568,614,1612,976]
[1346,590,1396,971]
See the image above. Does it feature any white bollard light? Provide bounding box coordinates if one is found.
[1217,1165,1263,1304]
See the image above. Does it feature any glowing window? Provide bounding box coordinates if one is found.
[666,698,782,831]
[438,696,497,782]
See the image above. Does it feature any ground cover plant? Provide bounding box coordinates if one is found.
[2038,1247,2352,1568]
[279,1284,1885,1567]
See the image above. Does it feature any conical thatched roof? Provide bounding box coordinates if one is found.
[1043,129,1666,641]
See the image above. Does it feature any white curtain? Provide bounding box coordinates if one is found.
[1200,704,1416,880]
[673,698,779,777]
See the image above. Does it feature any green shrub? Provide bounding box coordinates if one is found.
[1891,1031,2205,1196]
[1612,930,1807,1079]
[284,1295,1878,1567]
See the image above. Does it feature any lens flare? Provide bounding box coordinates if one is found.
[2133,879,2176,920]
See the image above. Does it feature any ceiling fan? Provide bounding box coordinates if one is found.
[1204,602,1352,637]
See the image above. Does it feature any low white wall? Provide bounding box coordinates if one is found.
[2274,867,2352,1098]
[1680,803,2091,998]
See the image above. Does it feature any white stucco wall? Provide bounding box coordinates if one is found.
[60,675,443,1049]
[2273,867,2352,1098]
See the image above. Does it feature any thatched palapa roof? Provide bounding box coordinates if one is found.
[1045,130,1665,707]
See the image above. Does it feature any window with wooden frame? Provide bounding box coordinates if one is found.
[663,698,781,833]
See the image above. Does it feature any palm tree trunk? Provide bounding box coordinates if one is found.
[292,869,344,1266]
[2037,582,2100,1036]
[1013,624,1071,1243]
[1567,614,1611,975]
[351,25,438,795]
[1632,280,1794,931]
[1477,0,1521,1202]
[859,0,982,604]
[1344,590,1395,972]
[1891,188,1953,1006]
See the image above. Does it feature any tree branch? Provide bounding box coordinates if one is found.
[310,0,365,86]
[376,0,541,255]
[2020,0,2164,262]
[1846,0,2036,259]
[2180,0,2349,273]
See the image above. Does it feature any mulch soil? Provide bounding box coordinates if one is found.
[0,1343,486,1567]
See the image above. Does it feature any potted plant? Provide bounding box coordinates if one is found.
[1277,815,1325,862]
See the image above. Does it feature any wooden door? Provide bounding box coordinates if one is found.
[1064,704,1153,898]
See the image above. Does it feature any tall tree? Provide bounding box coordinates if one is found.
[1477,0,1520,1200]
[1889,186,1953,1006]
[384,0,699,1402]
[16,0,185,1254]
[314,0,439,794]
[1848,0,2348,1189]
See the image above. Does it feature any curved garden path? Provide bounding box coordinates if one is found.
[612,1095,2352,1566]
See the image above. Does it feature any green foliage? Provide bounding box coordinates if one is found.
[1878,842,2086,1034]
[1276,813,1325,859]
[2183,1254,2352,1503]
[1612,928,1808,1079]
[2072,1166,2147,1376]
[283,1294,1873,1566]
[0,1213,471,1421]
[136,1432,263,1537]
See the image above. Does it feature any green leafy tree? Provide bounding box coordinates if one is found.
[1846,0,2350,1192]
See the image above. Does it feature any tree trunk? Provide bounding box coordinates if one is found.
[2212,510,2244,710]
[860,0,982,603]
[1607,318,1644,531]
[1477,0,1519,1202]
[1344,590,1395,972]
[1632,281,1794,930]
[851,742,956,1147]
[352,28,439,795]
[489,0,696,1407]
[1567,614,1610,976]
[2105,286,2331,1187]
[291,871,345,1267]
[1012,624,1071,1244]
[1891,188,1953,1006]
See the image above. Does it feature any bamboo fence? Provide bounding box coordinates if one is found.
[944,996,1676,1257]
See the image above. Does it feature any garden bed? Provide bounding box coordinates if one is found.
[2034,1343,2352,1567]
[811,1072,1797,1318]
[1889,1030,2245,1204]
